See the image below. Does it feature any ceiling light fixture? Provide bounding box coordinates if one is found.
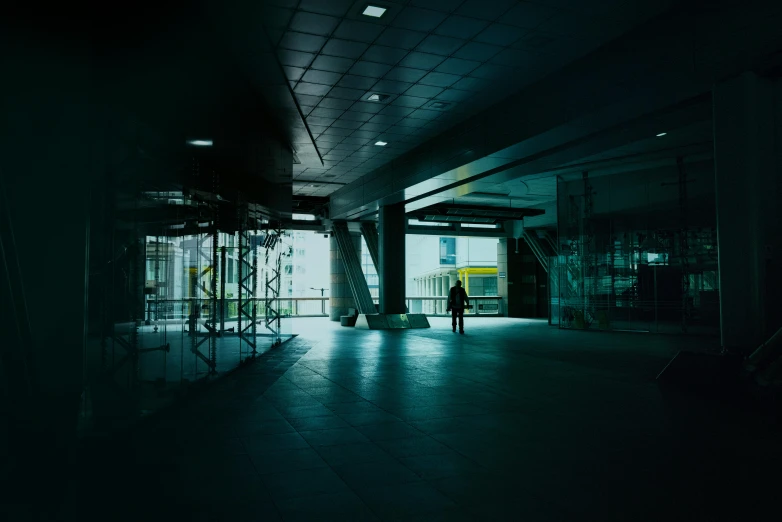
[375,141,388,146]
[362,5,387,17]
[366,93,389,102]
[656,132,667,137]
[428,101,450,110]
[186,139,213,146]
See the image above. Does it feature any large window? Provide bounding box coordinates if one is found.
[440,237,456,265]
[484,277,498,296]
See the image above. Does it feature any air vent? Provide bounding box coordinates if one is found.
[366,93,390,102]
[427,101,450,110]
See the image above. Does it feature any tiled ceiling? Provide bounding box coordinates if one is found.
[262,0,675,197]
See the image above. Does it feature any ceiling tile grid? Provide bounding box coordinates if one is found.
[268,0,673,196]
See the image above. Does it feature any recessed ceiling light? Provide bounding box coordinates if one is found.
[367,93,389,102]
[656,132,667,137]
[362,5,387,18]
[186,139,213,146]
[428,101,450,110]
[375,141,388,146]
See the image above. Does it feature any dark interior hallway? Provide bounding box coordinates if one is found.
[16,318,778,522]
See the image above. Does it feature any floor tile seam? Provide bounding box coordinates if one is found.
[269,423,386,518]
[348,479,460,522]
[357,398,490,476]
[228,340,315,396]
[284,373,372,407]
[340,466,446,521]
[328,458,423,490]
[243,446,290,521]
[297,423,459,509]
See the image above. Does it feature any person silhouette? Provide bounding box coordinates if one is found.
[446,280,469,334]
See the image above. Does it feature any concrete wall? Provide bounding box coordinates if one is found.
[1,26,94,496]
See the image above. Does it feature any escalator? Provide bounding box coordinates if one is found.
[360,221,379,272]
[332,223,376,315]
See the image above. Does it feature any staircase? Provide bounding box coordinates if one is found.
[332,223,376,315]
[522,229,553,273]
[360,221,380,272]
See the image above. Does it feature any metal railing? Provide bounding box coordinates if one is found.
[145,297,330,323]
[403,296,503,316]
[145,295,504,321]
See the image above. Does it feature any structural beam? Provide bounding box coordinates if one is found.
[378,203,406,314]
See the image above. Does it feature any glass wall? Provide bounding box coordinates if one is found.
[554,161,719,336]
[81,195,294,434]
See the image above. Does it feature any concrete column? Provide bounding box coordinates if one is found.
[439,275,446,314]
[329,232,362,321]
[714,72,782,351]
[434,276,440,314]
[442,274,450,311]
[497,239,509,316]
[426,277,433,313]
[379,203,406,314]
[432,277,437,313]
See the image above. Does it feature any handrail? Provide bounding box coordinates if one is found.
[522,229,549,273]
[143,296,503,319]
[332,223,376,314]
[543,231,557,254]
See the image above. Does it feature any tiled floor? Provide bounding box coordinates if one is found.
[55,318,781,521]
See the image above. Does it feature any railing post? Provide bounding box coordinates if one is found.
[293,299,298,317]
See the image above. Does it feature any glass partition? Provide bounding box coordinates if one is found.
[554,161,719,336]
[81,196,294,434]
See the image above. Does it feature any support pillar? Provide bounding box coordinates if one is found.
[442,275,450,313]
[497,239,509,316]
[379,203,406,314]
[432,277,437,313]
[434,276,445,314]
[329,232,362,321]
[714,72,782,352]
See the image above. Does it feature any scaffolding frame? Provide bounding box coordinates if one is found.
[190,225,217,375]
[263,224,286,347]
[238,205,258,356]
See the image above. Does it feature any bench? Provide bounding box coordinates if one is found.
[340,308,359,327]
